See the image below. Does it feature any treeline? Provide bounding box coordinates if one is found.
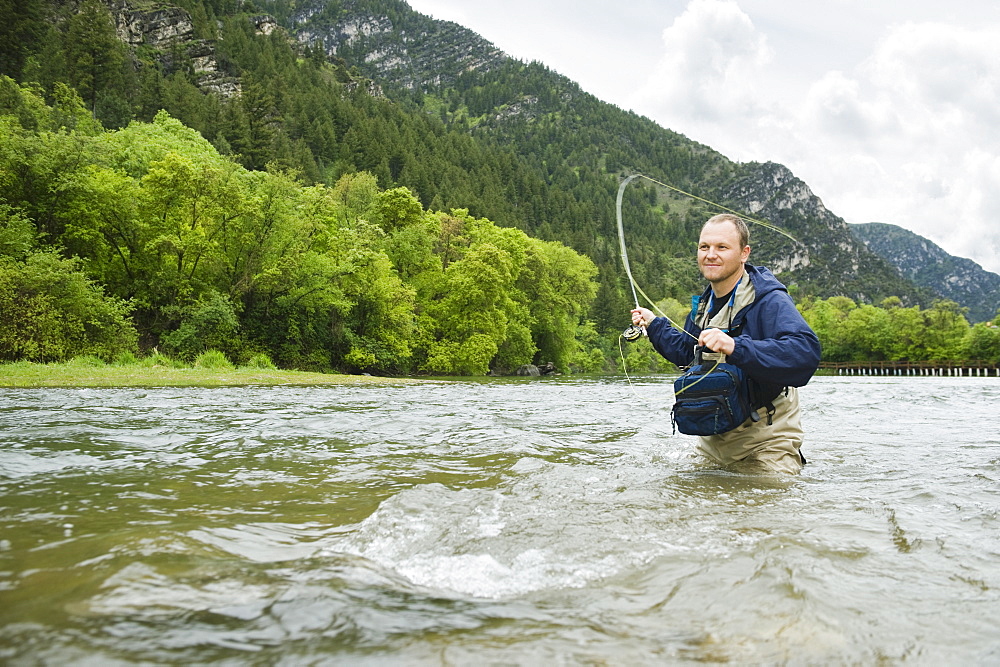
[799,296,1000,363]
[0,80,600,373]
[3,78,997,371]
[0,0,696,372]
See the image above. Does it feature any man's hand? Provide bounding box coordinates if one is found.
[631,308,655,328]
[698,327,735,355]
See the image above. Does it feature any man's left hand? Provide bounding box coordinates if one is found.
[699,327,735,355]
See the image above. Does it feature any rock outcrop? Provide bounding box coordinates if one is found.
[722,162,928,305]
[102,1,280,99]
[288,1,507,91]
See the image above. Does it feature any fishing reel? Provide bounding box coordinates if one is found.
[622,324,646,342]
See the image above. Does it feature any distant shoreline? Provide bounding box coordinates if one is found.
[0,361,422,389]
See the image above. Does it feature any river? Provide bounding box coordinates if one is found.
[1,375,999,664]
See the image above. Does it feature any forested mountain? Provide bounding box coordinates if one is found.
[4,0,994,372]
[279,0,931,313]
[850,223,1000,323]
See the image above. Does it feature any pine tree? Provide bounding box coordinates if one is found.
[62,0,130,125]
[0,0,45,80]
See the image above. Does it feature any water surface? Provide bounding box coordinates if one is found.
[1,376,999,664]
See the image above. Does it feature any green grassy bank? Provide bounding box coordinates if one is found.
[0,358,418,388]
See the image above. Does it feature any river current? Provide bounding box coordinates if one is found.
[1,375,999,664]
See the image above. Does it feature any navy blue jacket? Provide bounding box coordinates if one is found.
[646,264,821,401]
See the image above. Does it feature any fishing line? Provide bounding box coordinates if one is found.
[616,175,695,343]
[615,172,792,396]
[628,173,799,243]
[619,331,720,401]
[615,172,796,337]
[616,174,643,311]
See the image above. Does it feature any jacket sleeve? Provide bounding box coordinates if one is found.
[645,316,699,368]
[727,290,821,387]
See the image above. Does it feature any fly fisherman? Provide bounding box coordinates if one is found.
[630,214,821,474]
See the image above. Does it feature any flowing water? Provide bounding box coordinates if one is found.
[1,375,999,665]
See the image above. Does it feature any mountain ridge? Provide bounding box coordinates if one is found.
[850,222,1000,323]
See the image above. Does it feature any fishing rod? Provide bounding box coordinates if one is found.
[615,174,696,344]
[616,174,648,343]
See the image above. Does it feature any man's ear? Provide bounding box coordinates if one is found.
[741,245,751,262]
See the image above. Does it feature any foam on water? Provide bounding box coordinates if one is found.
[323,481,635,598]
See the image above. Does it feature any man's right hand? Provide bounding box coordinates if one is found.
[630,308,654,328]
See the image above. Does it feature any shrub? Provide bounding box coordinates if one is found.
[194,349,233,370]
[113,350,139,366]
[242,352,277,370]
[161,291,240,362]
[0,252,137,362]
[138,350,185,368]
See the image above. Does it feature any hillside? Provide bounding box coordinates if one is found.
[851,222,1000,323]
[281,0,930,316]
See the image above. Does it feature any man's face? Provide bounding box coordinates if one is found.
[698,221,750,289]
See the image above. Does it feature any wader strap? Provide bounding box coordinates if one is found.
[762,387,789,426]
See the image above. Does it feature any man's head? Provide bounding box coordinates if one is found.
[698,214,751,294]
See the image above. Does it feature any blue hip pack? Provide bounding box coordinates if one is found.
[671,350,756,436]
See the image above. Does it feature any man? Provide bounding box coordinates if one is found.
[630,213,821,474]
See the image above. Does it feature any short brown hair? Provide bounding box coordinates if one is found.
[704,213,750,249]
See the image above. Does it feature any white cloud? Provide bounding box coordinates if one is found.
[803,71,893,142]
[867,23,1000,119]
[633,0,773,124]
[950,149,1000,264]
[812,21,1000,271]
[632,4,1000,273]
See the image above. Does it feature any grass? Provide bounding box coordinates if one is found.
[0,358,419,388]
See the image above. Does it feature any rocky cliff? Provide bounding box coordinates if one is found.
[288,0,507,91]
[723,162,928,304]
[103,0,278,97]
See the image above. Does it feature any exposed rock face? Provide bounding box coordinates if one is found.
[108,2,193,47]
[102,1,279,99]
[289,0,508,91]
[851,222,1000,323]
[250,15,278,36]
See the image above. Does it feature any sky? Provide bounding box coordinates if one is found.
[405,0,1000,274]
